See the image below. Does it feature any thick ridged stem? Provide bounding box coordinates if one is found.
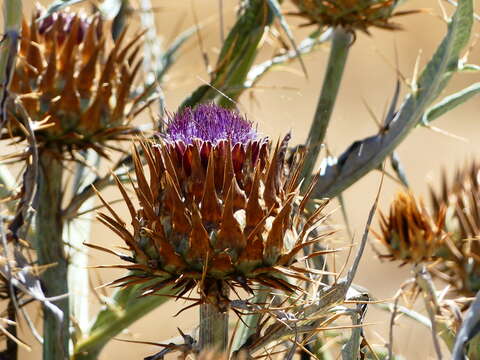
[199,284,230,352]
[199,304,229,352]
[301,27,352,188]
[35,151,69,360]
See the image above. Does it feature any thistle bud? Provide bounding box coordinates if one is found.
[377,191,446,264]
[5,9,146,155]
[291,0,416,33]
[96,104,328,307]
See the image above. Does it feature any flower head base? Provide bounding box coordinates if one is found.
[291,0,417,34]
[96,105,330,308]
[4,9,148,155]
[376,192,446,264]
[165,104,258,145]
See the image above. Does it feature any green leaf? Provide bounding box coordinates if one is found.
[73,283,175,359]
[459,63,480,72]
[313,0,474,199]
[423,82,480,123]
[181,0,275,109]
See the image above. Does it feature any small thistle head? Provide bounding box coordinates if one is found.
[95,104,330,308]
[429,161,480,296]
[4,9,148,155]
[291,0,416,34]
[376,191,446,264]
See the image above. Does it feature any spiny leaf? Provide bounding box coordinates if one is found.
[423,82,480,124]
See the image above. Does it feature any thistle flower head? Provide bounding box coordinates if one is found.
[95,105,330,308]
[4,9,148,155]
[429,162,480,296]
[291,0,416,33]
[377,191,446,264]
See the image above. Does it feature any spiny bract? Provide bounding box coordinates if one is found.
[95,104,330,308]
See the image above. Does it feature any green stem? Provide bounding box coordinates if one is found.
[199,283,230,353]
[301,27,352,187]
[35,150,69,360]
[73,284,174,359]
[199,304,229,352]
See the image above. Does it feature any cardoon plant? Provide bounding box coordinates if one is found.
[0,0,478,359]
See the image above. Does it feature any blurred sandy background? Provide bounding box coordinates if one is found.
[10,0,480,358]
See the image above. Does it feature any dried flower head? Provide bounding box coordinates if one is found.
[4,9,149,155]
[95,104,329,309]
[429,161,480,296]
[376,191,446,264]
[290,0,418,34]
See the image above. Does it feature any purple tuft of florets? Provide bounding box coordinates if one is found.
[165,104,259,145]
[38,11,94,45]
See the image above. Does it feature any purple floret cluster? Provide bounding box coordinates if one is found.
[165,104,259,145]
[38,10,92,45]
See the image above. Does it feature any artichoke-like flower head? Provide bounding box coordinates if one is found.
[97,104,329,307]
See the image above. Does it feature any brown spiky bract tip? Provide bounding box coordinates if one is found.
[376,191,446,265]
[429,161,480,296]
[95,132,330,309]
[290,0,419,34]
[4,9,150,156]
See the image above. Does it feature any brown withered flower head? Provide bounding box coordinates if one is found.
[4,9,149,156]
[429,162,480,296]
[95,104,329,309]
[290,0,418,34]
[376,191,446,265]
